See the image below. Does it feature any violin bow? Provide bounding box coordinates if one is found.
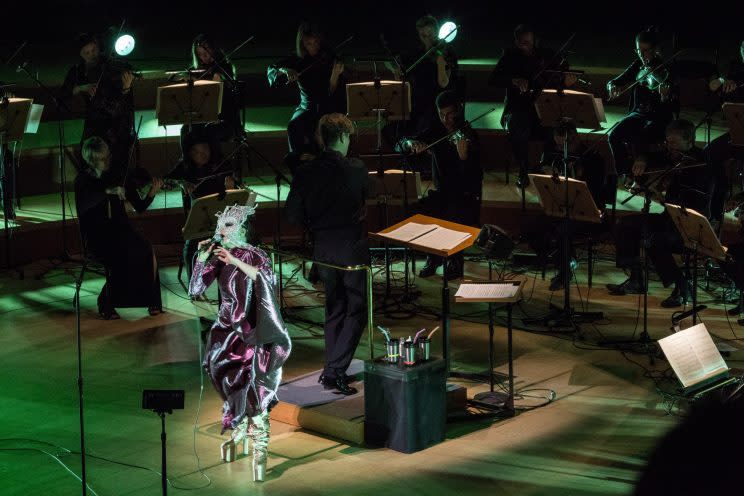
[610,49,686,102]
[419,107,496,153]
[295,35,354,79]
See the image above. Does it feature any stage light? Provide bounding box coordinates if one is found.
[115,34,135,56]
[439,22,458,42]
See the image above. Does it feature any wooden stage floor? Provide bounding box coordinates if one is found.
[2,247,744,495]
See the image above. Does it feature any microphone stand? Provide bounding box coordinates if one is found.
[17,63,80,263]
[73,257,89,495]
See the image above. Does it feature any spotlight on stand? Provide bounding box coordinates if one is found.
[476,224,514,260]
[438,21,458,42]
[115,34,136,56]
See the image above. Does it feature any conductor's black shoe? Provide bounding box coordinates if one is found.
[320,376,358,395]
[445,263,464,281]
[419,261,440,278]
[661,283,691,308]
[606,277,644,295]
[318,373,353,385]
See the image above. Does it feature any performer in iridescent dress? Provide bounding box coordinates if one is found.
[189,203,291,482]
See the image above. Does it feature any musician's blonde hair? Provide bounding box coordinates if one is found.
[81,136,110,168]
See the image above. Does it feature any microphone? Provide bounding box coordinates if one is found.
[671,305,707,325]
[16,61,27,73]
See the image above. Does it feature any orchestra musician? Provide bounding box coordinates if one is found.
[489,24,577,188]
[166,130,239,279]
[74,136,163,319]
[61,33,135,173]
[398,90,482,280]
[606,119,712,308]
[706,39,744,224]
[606,27,679,178]
[267,22,346,154]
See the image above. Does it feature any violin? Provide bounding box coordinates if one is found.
[635,61,671,92]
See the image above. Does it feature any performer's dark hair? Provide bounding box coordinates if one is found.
[436,90,462,110]
[514,24,535,40]
[666,119,695,144]
[192,34,230,70]
[636,26,661,47]
[316,113,355,148]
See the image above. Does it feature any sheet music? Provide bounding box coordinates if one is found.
[658,323,729,388]
[455,283,520,300]
[414,226,471,251]
[383,222,437,242]
[25,104,44,134]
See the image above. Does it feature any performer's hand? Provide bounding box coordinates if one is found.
[197,242,215,262]
[564,73,578,87]
[606,82,619,99]
[224,176,236,190]
[105,186,126,200]
[512,78,529,93]
[435,55,447,67]
[281,68,298,83]
[722,79,737,94]
[213,247,236,265]
[74,84,97,97]
[149,177,164,197]
[331,61,345,80]
[181,181,196,195]
[455,138,470,160]
[659,83,671,101]
[632,160,647,177]
[121,71,134,93]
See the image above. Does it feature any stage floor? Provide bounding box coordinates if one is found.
[2,250,743,495]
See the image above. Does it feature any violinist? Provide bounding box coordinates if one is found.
[489,24,576,188]
[606,28,679,177]
[606,120,711,308]
[61,33,135,171]
[166,130,239,278]
[706,39,744,224]
[74,136,163,319]
[187,34,242,143]
[386,15,458,141]
[398,90,481,280]
[267,22,346,153]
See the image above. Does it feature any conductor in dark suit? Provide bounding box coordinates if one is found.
[285,113,369,395]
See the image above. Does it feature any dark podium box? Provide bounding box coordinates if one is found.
[363,358,446,453]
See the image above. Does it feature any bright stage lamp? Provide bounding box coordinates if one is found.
[439,22,458,42]
[115,34,135,56]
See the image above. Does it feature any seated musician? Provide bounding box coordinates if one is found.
[74,136,163,319]
[706,39,744,224]
[606,119,712,308]
[398,90,482,280]
[489,24,577,188]
[166,130,239,278]
[526,118,607,291]
[186,34,242,143]
[606,27,679,178]
[267,22,346,154]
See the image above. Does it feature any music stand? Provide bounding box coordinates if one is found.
[1,98,33,274]
[528,173,604,328]
[534,89,606,130]
[156,79,223,128]
[182,189,256,241]
[455,279,525,415]
[370,214,481,373]
[666,203,728,325]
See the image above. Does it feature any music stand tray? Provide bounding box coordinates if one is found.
[366,169,422,201]
[529,174,603,224]
[0,97,33,142]
[665,203,727,262]
[370,214,481,373]
[722,102,744,147]
[534,89,606,130]
[182,189,256,241]
[156,80,223,127]
[346,80,411,122]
